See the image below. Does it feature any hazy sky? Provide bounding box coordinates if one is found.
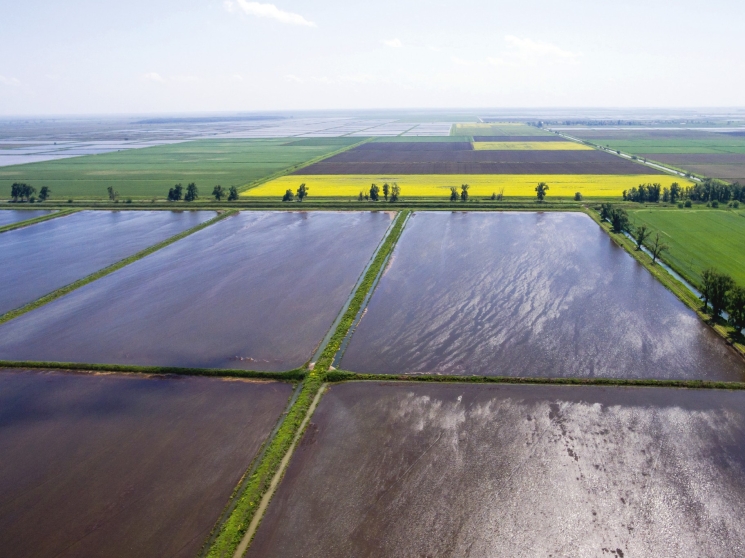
[1,0,743,115]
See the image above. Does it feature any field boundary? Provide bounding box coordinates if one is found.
[0,208,77,234]
[204,210,410,557]
[0,209,236,327]
[238,137,374,194]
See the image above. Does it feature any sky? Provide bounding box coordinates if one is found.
[1,0,744,115]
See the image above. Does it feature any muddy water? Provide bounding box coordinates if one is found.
[249,382,745,558]
[0,210,52,227]
[0,210,215,315]
[341,212,744,380]
[0,211,393,370]
[0,369,292,558]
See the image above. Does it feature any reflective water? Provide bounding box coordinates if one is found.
[341,212,744,380]
[0,211,394,370]
[249,382,745,558]
[0,210,52,227]
[0,210,215,315]
[0,369,291,558]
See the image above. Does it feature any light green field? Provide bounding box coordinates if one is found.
[451,123,554,137]
[597,139,745,154]
[0,138,362,200]
[629,208,745,286]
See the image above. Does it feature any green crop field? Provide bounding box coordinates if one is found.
[0,138,362,200]
[629,208,745,286]
[595,139,745,155]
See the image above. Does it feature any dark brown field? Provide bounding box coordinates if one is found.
[564,129,732,140]
[248,382,745,558]
[0,369,292,558]
[294,143,659,175]
[640,153,745,183]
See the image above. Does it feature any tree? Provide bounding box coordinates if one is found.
[282,189,294,202]
[107,186,119,202]
[184,183,199,202]
[727,285,745,334]
[39,186,51,201]
[296,183,308,202]
[610,207,630,233]
[600,203,613,222]
[358,191,364,202]
[700,268,734,318]
[574,192,583,201]
[390,183,400,202]
[649,232,668,264]
[535,182,549,201]
[700,268,716,310]
[460,184,469,202]
[370,183,380,201]
[382,183,390,201]
[449,186,458,202]
[12,183,36,202]
[168,184,183,201]
[11,183,22,202]
[227,186,239,201]
[212,185,225,201]
[633,224,649,250]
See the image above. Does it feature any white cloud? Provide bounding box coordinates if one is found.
[228,0,315,27]
[490,36,580,66]
[284,74,303,83]
[141,72,166,83]
[0,75,21,87]
[382,38,402,48]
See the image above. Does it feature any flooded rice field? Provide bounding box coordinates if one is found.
[341,212,744,380]
[0,209,52,227]
[0,369,292,558]
[0,210,215,315]
[0,211,393,370]
[249,382,745,558]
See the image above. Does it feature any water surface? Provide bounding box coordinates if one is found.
[250,382,745,558]
[0,209,52,227]
[0,210,215,315]
[0,211,393,370]
[341,212,744,380]
[0,369,292,558]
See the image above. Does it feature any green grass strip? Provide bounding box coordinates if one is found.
[0,208,77,234]
[315,210,410,371]
[204,211,410,557]
[205,373,323,558]
[0,209,238,326]
[325,370,745,390]
[0,360,305,381]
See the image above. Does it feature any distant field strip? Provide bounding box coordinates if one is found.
[245,174,692,198]
[629,209,745,286]
[473,142,593,151]
[452,123,554,137]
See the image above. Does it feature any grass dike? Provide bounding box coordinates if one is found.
[203,211,410,557]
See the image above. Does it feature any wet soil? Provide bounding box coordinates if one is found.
[0,369,292,558]
[249,381,745,558]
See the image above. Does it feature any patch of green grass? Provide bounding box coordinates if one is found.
[629,208,745,286]
[0,139,362,200]
[598,139,745,154]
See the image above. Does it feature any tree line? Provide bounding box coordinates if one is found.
[283,183,309,202]
[10,183,50,202]
[600,203,745,335]
[357,183,400,202]
[167,183,239,202]
[623,179,744,205]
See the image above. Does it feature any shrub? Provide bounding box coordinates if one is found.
[684,200,692,208]
[574,192,583,201]
[711,200,719,208]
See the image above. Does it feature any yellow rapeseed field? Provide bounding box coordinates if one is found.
[472,141,593,151]
[244,174,694,198]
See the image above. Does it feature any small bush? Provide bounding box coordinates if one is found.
[677,202,684,208]
[67,199,73,203]
[574,192,583,201]
[711,200,719,208]
[684,200,692,208]
[733,201,740,209]
[126,198,132,204]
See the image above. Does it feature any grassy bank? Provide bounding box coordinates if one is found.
[0,208,77,234]
[0,209,237,326]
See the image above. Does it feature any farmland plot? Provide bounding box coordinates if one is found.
[0,369,292,558]
[340,212,743,380]
[0,209,52,227]
[0,211,394,370]
[0,210,215,315]
[249,382,745,558]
